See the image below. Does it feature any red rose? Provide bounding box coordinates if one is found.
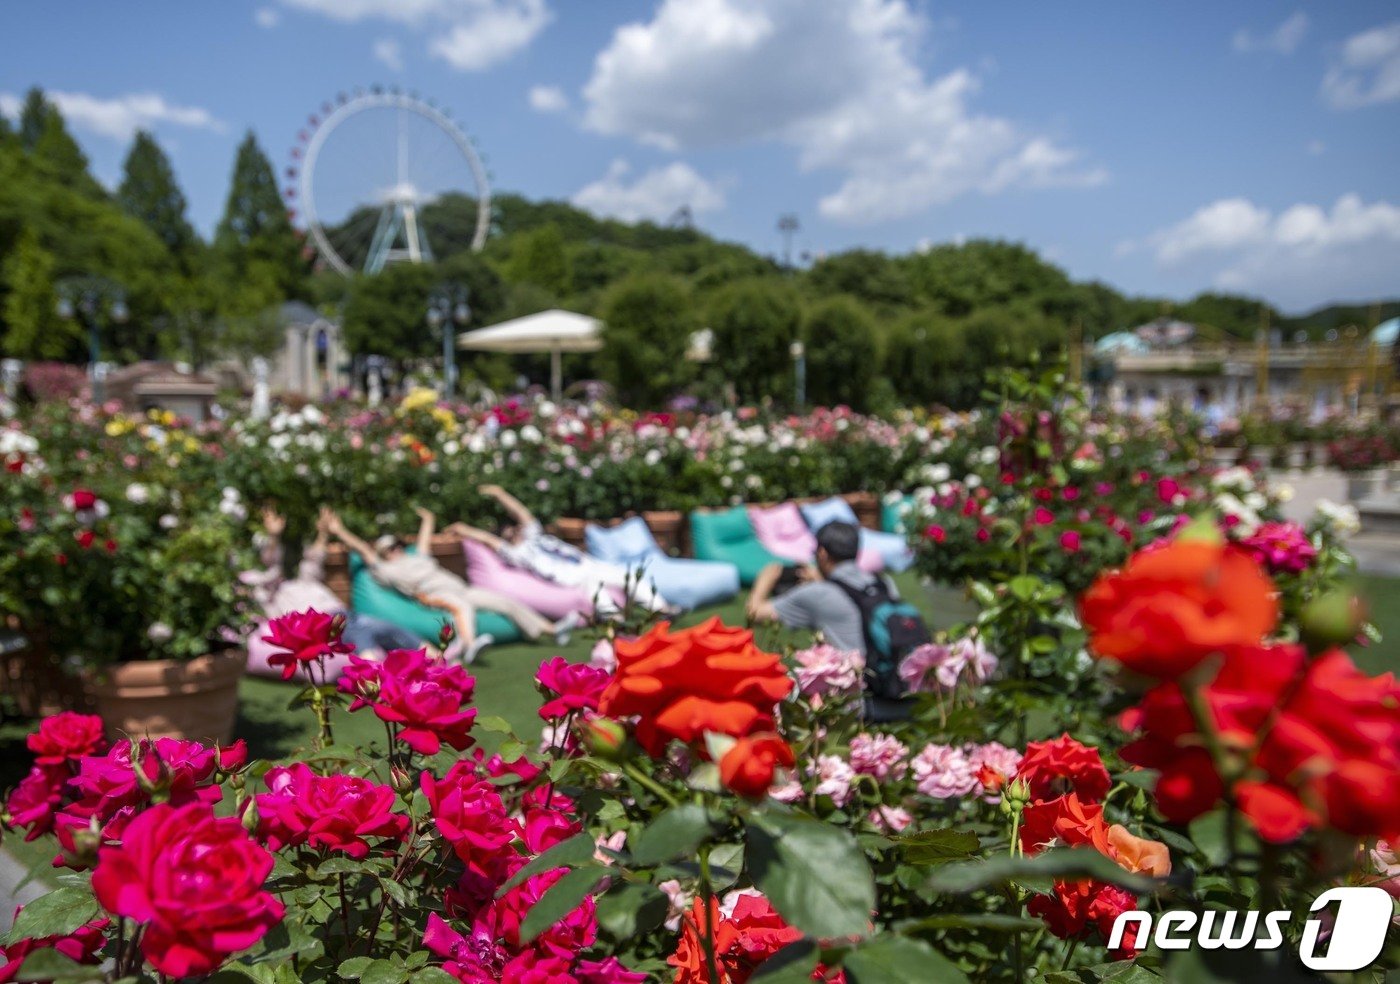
[0,916,108,983]
[535,656,610,721]
[4,765,68,841]
[339,648,477,754]
[599,619,793,757]
[420,762,519,879]
[261,608,352,682]
[27,712,106,765]
[1016,734,1112,803]
[719,733,796,800]
[91,803,284,977]
[521,808,581,854]
[70,488,96,510]
[256,763,408,859]
[1080,538,1278,679]
[75,529,95,549]
[668,894,842,984]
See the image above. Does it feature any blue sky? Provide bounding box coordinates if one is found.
[3,1,1399,313]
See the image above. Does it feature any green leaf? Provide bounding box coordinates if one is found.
[898,913,1041,933]
[1187,810,1230,867]
[4,888,100,946]
[474,714,513,733]
[14,948,102,983]
[842,934,968,984]
[924,848,1159,895]
[748,812,875,939]
[750,940,821,983]
[518,865,608,944]
[411,970,461,984]
[337,957,375,979]
[496,831,596,896]
[896,829,980,866]
[358,960,409,984]
[629,802,718,866]
[595,880,669,939]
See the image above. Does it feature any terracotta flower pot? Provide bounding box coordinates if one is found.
[87,649,247,745]
[841,492,881,531]
[323,542,352,607]
[642,510,686,556]
[430,533,468,582]
[548,517,589,550]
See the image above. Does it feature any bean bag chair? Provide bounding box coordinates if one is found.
[348,552,523,645]
[750,502,885,573]
[246,618,360,682]
[586,517,740,611]
[462,540,594,620]
[687,506,784,587]
[882,494,918,535]
[800,497,914,573]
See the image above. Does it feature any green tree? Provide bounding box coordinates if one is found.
[17,88,48,151]
[903,239,1075,319]
[2,225,78,359]
[343,263,438,361]
[503,223,571,295]
[803,295,877,410]
[806,249,914,309]
[596,273,696,407]
[883,309,962,407]
[29,104,105,199]
[118,131,200,273]
[214,131,306,310]
[706,278,802,403]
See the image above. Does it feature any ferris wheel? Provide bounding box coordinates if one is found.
[285,87,492,277]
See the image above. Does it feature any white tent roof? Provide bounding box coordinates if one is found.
[457,309,602,353]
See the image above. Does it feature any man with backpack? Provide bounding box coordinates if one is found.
[746,521,929,722]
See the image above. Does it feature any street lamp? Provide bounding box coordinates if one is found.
[55,277,128,404]
[790,339,806,408]
[426,285,471,396]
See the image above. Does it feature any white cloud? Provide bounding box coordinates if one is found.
[1322,20,1400,109]
[528,85,568,114]
[572,159,725,223]
[1135,194,1400,308]
[254,7,280,28]
[278,0,550,71]
[0,90,225,141]
[581,0,1102,224]
[1233,11,1308,54]
[373,38,404,71]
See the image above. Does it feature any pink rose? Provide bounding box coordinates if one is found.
[4,765,68,841]
[849,733,909,781]
[911,743,979,799]
[91,803,284,977]
[27,713,106,765]
[867,804,914,833]
[535,657,610,720]
[340,648,477,754]
[967,741,1023,801]
[421,763,519,879]
[261,608,352,681]
[521,808,582,854]
[66,738,229,827]
[256,763,408,859]
[809,754,857,807]
[791,644,864,698]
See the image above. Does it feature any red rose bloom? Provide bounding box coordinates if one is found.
[256,763,408,859]
[70,488,96,511]
[1080,538,1278,679]
[27,712,106,765]
[599,619,793,757]
[719,734,796,800]
[339,648,477,754]
[535,656,610,720]
[261,608,353,681]
[668,894,843,984]
[91,803,284,977]
[1016,734,1112,803]
[421,762,520,879]
[4,765,68,841]
[0,916,108,983]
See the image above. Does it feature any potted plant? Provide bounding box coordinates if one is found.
[0,411,254,743]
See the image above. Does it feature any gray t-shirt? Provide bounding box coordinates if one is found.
[771,562,899,654]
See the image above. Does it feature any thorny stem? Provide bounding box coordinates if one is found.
[623,761,679,808]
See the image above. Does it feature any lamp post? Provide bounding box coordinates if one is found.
[790,339,806,408]
[55,277,128,404]
[426,285,471,396]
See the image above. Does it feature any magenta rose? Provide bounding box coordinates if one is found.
[521,808,581,854]
[4,765,68,841]
[340,649,477,754]
[26,712,106,765]
[66,738,230,826]
[91,802,284,977]
[420,762,519,878]
[261,608,353,681]
[535,657,609,720]
[0,916,108,983]
[256,762,408,858]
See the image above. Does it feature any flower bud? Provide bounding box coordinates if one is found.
[1299,588,1366,654]
[390,765,416,798]
[132,740,172,803]
[1002,777,1032,814]
[240,798,260,834]
[580,716,627,761]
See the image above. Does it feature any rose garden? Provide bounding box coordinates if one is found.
[0,357,1396,983]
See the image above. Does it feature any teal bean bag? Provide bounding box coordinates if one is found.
[882,494,917,535]
[348,552,522,645]
[688,506,783,587]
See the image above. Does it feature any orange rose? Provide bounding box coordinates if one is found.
[1019,793,1113,856]
[1080,537,1278,679]
[719,734,795,800]
[598,619,793,757]
[1106,824,1171,877]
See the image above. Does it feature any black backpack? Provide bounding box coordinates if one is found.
[832,577,931,700]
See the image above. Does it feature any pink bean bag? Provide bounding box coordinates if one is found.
[749,502,885,573]
[462,539,596,619]
[245,619,360,682]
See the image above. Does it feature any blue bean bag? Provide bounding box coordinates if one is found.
[800,497,915,573]
[348,552,522,645]
[586,517,740,611]
[687,506,785,587]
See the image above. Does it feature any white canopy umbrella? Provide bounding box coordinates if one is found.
[457,309,602,400]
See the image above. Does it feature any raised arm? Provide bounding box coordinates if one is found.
[413,506,436,555]
[443,522,507,552]
[480,484,535,528]
[745,562,786,623]
[326,513,379,567]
